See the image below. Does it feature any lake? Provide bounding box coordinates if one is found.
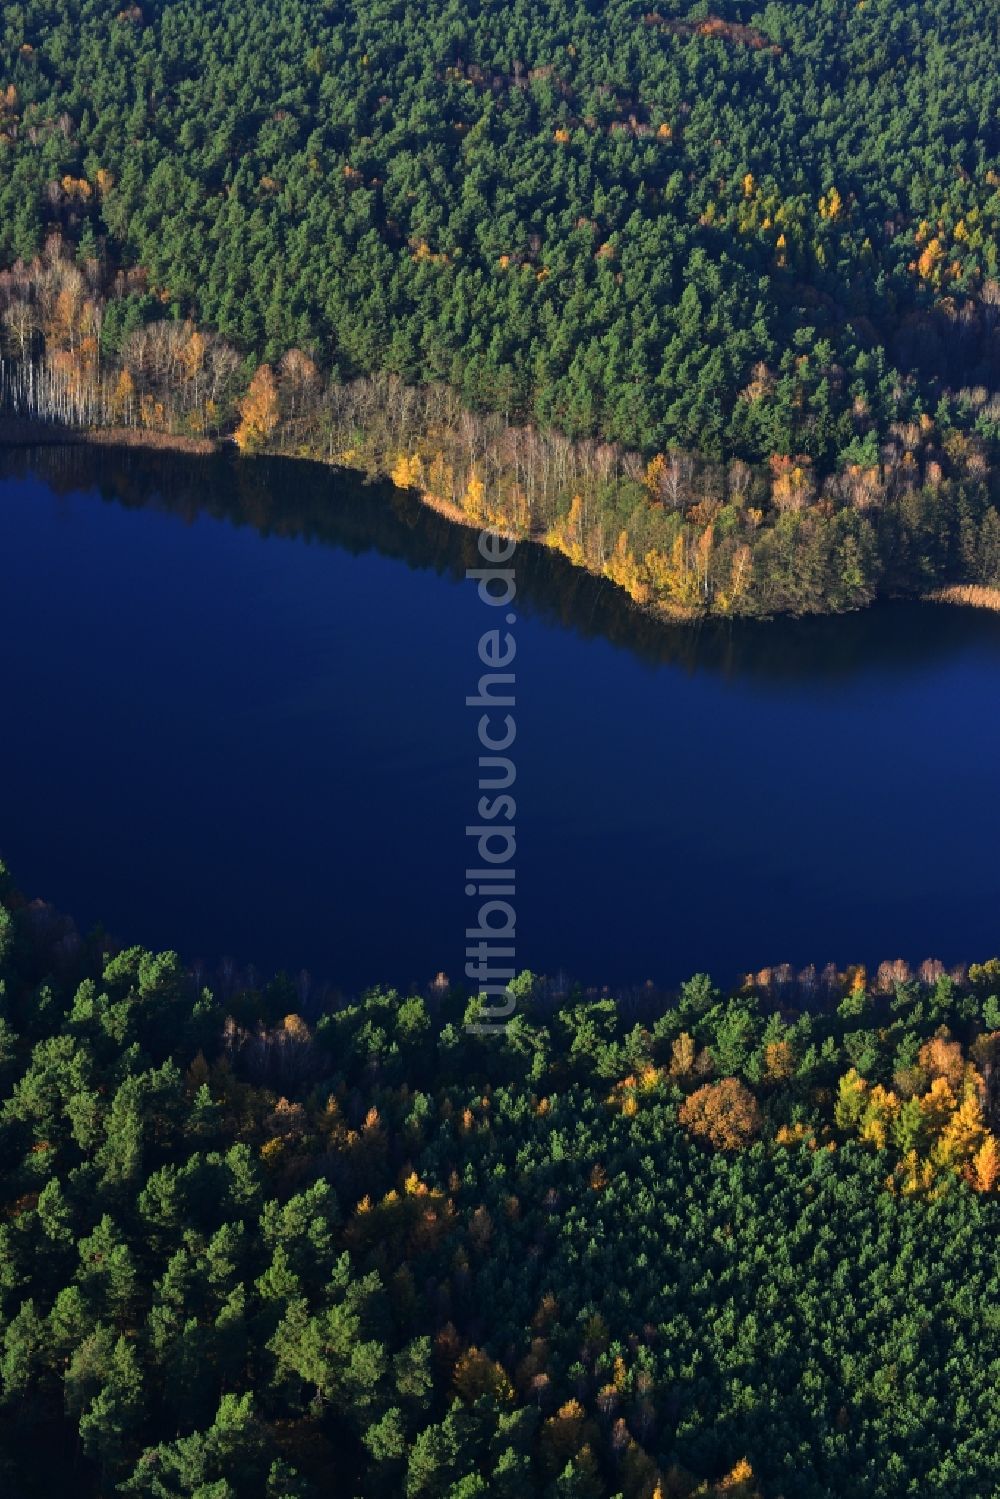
[2,442,999,996]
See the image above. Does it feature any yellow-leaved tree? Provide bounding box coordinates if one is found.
[971,1133,1000,1193]
[462,468,486,520]
[859,1084,900,1151]
[605,529,648,604]
[548,494,586,566]
[235,364,279,453]
[933,1091,986,1172]
[391,453,423,490]
[111,367,136,425]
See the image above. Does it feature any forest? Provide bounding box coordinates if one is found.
[4,5,1000,1493]
[2,862,1000,1497]
[0,0,999,615]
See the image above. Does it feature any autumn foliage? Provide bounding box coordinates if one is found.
[835,1031,1000,1195]
[678,1078,762,1151]
[4,864,1000,1494]
[234,363,280,452]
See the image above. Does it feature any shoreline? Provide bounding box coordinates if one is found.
[923,584,1000,613]
[2,414,997,623]
[406,485,699,619]
[0,416,219,456]
[0,412,702,621]
[332,468,707,621]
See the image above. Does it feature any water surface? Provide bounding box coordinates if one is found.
[1,444,998,993]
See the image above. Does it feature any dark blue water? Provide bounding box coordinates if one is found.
[2,443,1000,994]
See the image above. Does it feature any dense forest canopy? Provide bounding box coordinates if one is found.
[2,0,1000,618]
[2,867,1000,1495]
[0,0,998,468]
[6,8,1000,1493]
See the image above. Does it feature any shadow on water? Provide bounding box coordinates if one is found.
[5,440,1000,684]
[6,439,1000,994]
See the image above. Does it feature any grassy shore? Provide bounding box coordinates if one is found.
[0,416,219,456]
[924,584,1000,612]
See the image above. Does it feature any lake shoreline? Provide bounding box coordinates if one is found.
[5,441,1000,996]
[2,414,994,625]
[0,416,219,457]
[923,583,1000,613]
[0,413,705,622]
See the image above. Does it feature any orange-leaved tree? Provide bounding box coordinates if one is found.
[678,1078,761,1151]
